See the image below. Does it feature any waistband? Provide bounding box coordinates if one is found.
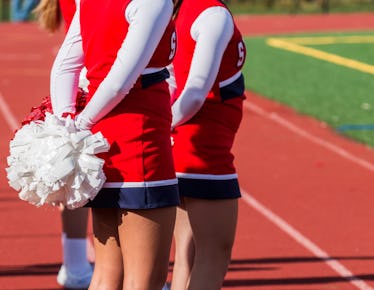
[219,71,243,88]
[218,71,245,101]
[134,67,170,89]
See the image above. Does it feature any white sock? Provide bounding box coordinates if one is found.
[61,233,91,274]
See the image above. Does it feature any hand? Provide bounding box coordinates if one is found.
[61,112,75,119]
[75,113,94,130]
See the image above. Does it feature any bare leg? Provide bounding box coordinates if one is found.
[89,208,124,290]
[186,197,238,290]
[61,208,92,267]
[57,207,93,288]
[62,207,89,238]
[170,204,195,290]
[119,207,176,290]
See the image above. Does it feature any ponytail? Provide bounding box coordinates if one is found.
[33,0,61,33]
[173,0,183,19]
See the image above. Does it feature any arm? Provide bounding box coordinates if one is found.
[50,5,84,117]
[166,63,176,98]
[75,0,173,129]
[171,6,234,129]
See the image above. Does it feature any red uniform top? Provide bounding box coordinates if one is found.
[80,0,176,98]
[59,0,76,31]
[49,0,180,209]
[173,0,246,102]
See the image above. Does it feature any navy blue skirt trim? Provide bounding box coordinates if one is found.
[220,73,245,101]
[141,68,170,88]
[177,177,241,199]
[85,184,180,209]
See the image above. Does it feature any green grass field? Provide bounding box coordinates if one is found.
[242,31,374,147]
[1,1,373,148]
[227,0,374,14]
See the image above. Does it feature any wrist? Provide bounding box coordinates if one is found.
[75,113,94,130]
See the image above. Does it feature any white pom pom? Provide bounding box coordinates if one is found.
[6,113,110,209]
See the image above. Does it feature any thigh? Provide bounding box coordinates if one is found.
[173,202,195,262]
[185,197,238,248]
[174,204,194,248]
[61,207,89,238]
[118,207,176,287]
[90,208,123,288]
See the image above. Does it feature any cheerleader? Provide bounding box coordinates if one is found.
[49,0,179,289]
[33,0,93,288]
[168,0,247,289]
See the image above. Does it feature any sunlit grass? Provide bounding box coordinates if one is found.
[242,31,374,147]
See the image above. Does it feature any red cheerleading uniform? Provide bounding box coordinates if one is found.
[172,1,246,103]
[59,0,76,31]
[50,0,179,208]
[171,0,247,199]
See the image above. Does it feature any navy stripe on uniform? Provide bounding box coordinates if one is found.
[177,177,241,199]
[141,68,170,88]
[85,184,180,209]
[220,73,245,101]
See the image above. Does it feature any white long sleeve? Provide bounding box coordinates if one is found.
[171,7,234,129]
[75,0,173,129]
[50,5,84,117]
[50,0,173,129]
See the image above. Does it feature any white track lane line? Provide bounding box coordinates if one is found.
[242,100,374,289]
[245,101,374,173]
[0,92,19,132]
[241,189,374,290]
[2,89,372,288]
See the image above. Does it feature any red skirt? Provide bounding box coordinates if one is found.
[88,82,179,208]
[171,97,243,199]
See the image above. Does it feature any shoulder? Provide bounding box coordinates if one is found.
[126,0,173,19]
[191,6,233,40]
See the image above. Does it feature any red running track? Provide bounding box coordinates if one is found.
[0,13,374,289]
[235,12,374,35]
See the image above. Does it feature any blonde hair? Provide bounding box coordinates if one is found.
[33,0,61,33]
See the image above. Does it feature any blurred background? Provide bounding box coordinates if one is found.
[1,0,374,21]
[227,0,374,14]
[1,1,374,289]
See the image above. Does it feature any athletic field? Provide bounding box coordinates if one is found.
[1,13,374,289]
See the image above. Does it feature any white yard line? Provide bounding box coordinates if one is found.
[244,101,374,173]
[241,189,374,290]
[242,99,374,289]
[0,92,19,132]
